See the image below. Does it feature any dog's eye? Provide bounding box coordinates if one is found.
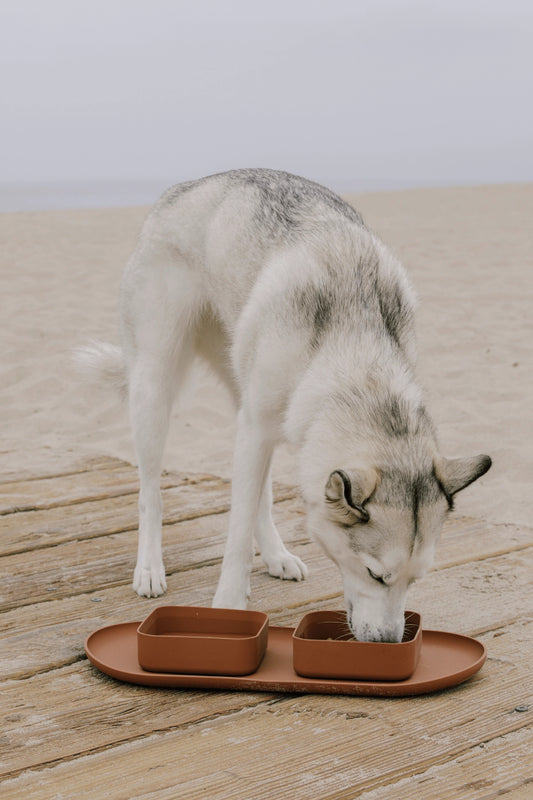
[367,568,385,585]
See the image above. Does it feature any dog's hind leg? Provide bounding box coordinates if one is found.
[128,347,191,597]
[123,257,199,597]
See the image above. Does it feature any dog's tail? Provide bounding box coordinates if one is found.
[72,339,128,400]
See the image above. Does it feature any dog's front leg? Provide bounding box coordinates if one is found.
[213,409,274,609]
[255,472,308,582]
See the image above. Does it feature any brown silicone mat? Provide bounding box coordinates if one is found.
[85,623,486,697]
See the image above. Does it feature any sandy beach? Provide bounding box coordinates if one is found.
[1,183,532,527]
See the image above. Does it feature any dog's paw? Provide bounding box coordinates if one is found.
[133,565,167,598]
[263,547,309,582]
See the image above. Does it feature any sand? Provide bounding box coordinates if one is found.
[1,184,532,528]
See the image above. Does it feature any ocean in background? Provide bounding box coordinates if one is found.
[0,174,520,213]
[0,180,170,213]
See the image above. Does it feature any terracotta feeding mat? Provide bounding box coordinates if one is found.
[85,608,486,697]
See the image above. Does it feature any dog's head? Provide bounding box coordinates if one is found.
[306,454,491,642]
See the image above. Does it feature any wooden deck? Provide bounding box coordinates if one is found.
[1,455,532,799]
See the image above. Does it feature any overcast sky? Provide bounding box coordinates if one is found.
[2,0,533,208]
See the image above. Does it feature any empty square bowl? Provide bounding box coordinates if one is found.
[137,606,269,675]
[293,610,422,681]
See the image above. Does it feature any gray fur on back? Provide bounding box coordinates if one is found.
[159,168,365,231]
[151,168,418,407]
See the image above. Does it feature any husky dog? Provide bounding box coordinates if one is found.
[78,169,491,642]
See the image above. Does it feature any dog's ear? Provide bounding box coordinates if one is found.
[434,454,492,497]
[325,468,378,524]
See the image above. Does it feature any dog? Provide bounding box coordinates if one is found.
[77,168,491,642]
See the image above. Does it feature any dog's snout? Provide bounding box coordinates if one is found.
[360,626,403,643]
[377,628,403,643]
[377,617,405,643]
[359,626,401,643]
[346,604,405,643]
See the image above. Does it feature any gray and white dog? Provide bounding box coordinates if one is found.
[79,169,491,642]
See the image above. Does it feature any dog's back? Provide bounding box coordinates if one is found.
[126,168,416,399]
[132,168,366,312]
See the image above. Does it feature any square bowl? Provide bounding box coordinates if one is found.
[137,606,269,675]
[293,610,422,681]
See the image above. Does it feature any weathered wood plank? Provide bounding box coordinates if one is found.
[0,460,141,513]
[0,477,296,556]
[0,497,306,613]
[0,454,122,485]
[0,461,216,515]
[0,479,224,555]
[436,515,533,568]
[494,785,533,800]
[1,622,530,799]
[397,547,533,636]
[339,728,533,800]
[0,660,279,779]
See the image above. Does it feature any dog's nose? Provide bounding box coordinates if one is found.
[379,619,405,643]
[377,629,402,643]
[367,627,396,643]
[351,621,404,643]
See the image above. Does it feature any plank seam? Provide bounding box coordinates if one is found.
[0,480,296,517]
[0,494,298,556]
[0,460,130,485]
[3,653,88,683]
